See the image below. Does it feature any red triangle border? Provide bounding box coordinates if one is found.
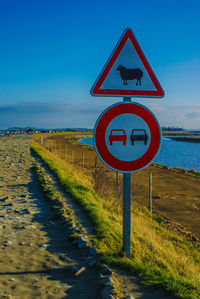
[91,29,164,98]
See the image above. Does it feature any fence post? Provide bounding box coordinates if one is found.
[149,173,152,213]
[94,156,97,176]
[65,145,67,160]
[53,141,55,153]
[116,171,119,189]
[82,151,84,168]
[72,150,74,164]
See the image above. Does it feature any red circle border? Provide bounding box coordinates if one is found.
[94,102,161,172]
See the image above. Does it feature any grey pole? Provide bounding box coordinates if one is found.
[122,97,132,258]
[123,173,131,258]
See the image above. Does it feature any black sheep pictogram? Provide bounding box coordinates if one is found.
[117,65,143,86]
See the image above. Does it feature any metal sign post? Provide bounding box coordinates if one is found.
[123,172,131,257]
[93,101,162,258]
[123,96,131,258]
[92,28,164,259]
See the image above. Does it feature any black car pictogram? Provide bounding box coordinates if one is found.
[130,129,148,145]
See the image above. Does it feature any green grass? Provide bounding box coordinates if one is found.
[162,131,198,136]
[31,140,200,299]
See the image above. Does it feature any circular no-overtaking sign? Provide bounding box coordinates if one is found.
[94,102,161,173]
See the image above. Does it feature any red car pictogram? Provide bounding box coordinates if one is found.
[109,129,127,146]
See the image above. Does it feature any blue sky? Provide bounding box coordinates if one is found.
[0,0,200,129]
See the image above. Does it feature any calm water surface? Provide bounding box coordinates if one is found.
[79,137,200,171]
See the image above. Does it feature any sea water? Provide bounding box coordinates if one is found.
[79,137,200,171]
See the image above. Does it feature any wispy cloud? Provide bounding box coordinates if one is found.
[0,101,200,130]
[145,103,200,129]
[0,103,60,113]
[185,112,200,119]
[0,102,107,129]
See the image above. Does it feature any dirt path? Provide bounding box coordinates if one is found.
[32,151,95,238]
[0,137,100,298]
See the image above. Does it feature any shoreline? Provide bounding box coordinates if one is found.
[166,136,200,143]
[78,136,200,173]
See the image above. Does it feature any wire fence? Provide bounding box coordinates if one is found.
[32,133,200,242]
[34,134,125,205]
[33,133,156,211]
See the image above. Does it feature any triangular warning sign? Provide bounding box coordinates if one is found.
[90,29,164,98]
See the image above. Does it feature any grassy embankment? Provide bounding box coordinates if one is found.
[162,131,200,136]
[31,138,200,299]
[166,136,200,143]
[162,131,200,142]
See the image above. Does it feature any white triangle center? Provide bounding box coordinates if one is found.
[100,38,156,91]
